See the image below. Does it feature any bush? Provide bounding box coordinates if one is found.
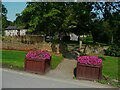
[62,36,70,42]
[77,51,86,56]
[72,48,86,56]
[105,45,120,57]
[83,35,93,44]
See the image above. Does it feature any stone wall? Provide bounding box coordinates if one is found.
[2,40,60,53]
[80,44,109,55]
[1,36,109,55]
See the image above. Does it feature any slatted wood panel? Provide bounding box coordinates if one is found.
[76,63,102,80]
[24,59,51,74]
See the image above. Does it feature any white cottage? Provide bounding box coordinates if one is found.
[69,33,87,41]
[5,26,27,36]
[70,33,78,41]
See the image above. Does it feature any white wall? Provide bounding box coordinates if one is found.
[5,30,18,36]
[20,29,27,36]
[70,33,78,41]
[69,33,87,41]
[5,29,27,36]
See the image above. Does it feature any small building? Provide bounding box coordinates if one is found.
[5,26,27,36]
[69,33,87,41]
[70,33,78,41]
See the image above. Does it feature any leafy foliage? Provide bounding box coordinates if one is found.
[13,2,120,46]
[2,4,11,36]
[105,45,120,57]
[19,2,92,36]
[2,4,7,16]
[90,2,120,44]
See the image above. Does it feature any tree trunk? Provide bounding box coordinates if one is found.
[79,35,82,49]
[111,35,114,44]
[83,33,85,40]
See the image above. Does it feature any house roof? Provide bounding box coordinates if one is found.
[5,26,18,30]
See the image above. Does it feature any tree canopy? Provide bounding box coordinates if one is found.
[14,2,120,45]
[1,4,12,36]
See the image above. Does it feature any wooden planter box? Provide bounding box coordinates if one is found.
[24,58,51,74]
[76,62,102,80]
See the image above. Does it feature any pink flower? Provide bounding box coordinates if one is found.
[77,56,102,66]
[26,50,51,61]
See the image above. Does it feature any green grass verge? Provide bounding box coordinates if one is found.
[98,55,119,87]
[1,50,63,70]
[51,54,63,69]
[101,56,119,80]
[1,50,27,70]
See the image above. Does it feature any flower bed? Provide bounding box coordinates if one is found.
[76,56,102,80]
[24,50,51,74]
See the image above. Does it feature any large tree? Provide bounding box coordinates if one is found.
[18,2,120,45]
[2,4,11,36]
[21,2,76,38]
[21,2,92,36]
[2,4,8,28]
[2,4,11,35]
[90,2,120,44]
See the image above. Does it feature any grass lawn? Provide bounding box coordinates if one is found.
[51,54,64,69]
[88,54,119,81]
[101,56,119,80]
[98,55,119,87]
[1,50,27,70]
[1,50,63,70]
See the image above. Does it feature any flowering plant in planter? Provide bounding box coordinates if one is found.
[25,50,51,74]
[76,56,102,80]
[26,50,51,60]
[77,56,102,66]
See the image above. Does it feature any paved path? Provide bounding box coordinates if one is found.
[46,58,77,80]
[2,69,114,88]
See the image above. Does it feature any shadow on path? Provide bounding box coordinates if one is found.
[59,41,78,60]
[73,67,77,78]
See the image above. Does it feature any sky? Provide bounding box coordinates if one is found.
[2,2,27,22]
